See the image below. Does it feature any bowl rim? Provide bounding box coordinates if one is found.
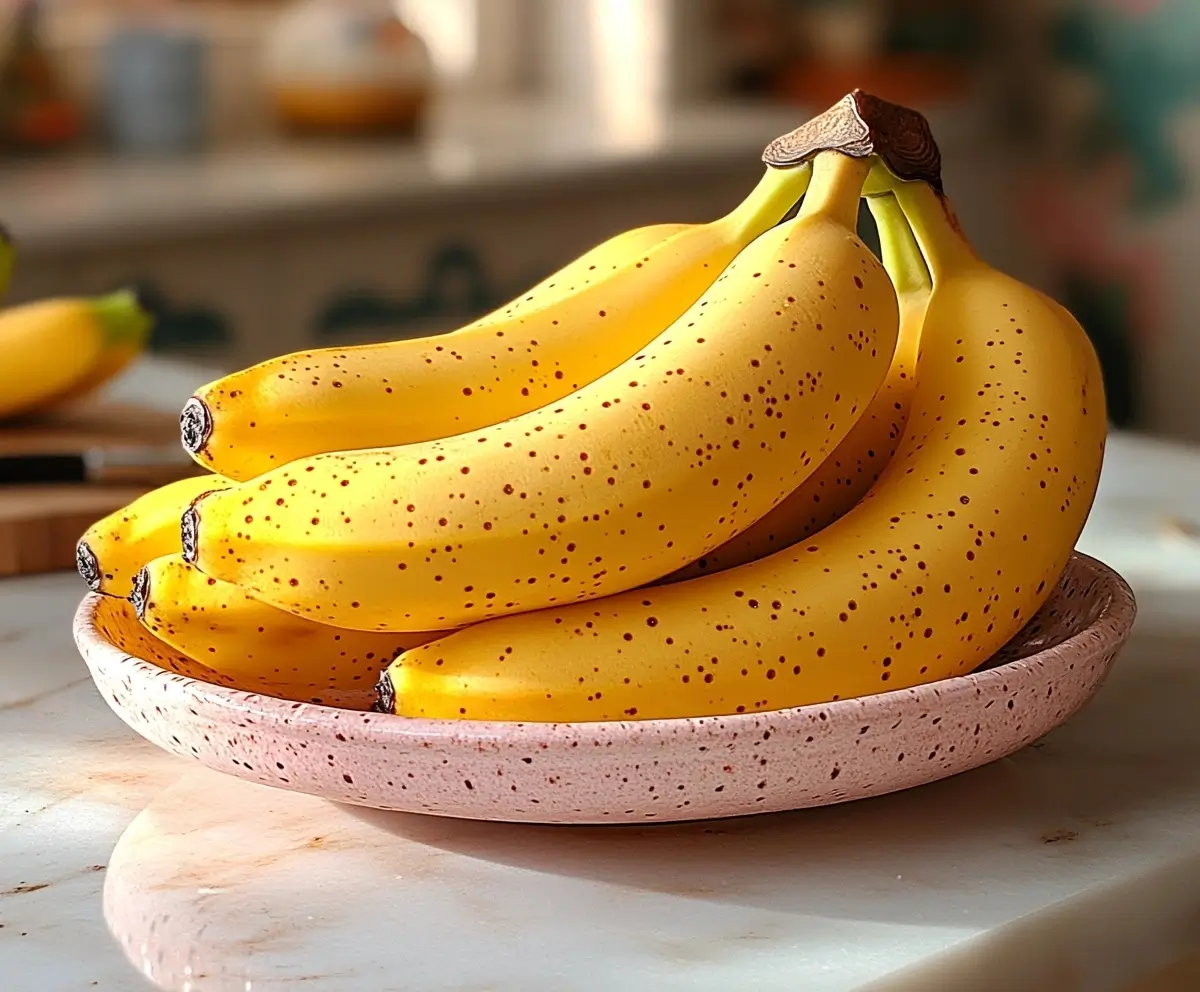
[74,551,1136,743]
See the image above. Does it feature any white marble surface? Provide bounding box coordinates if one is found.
[3,363,1200,990]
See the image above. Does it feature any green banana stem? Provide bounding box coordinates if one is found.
[891,180,980,285]
[866,192,932,297]
[797,152,870,230]
[90,288,155,349]
[722,162,813,240]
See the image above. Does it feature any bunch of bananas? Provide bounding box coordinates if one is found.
[78,92,1107,722]
[0,225,155,420]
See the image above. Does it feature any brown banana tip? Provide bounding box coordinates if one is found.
[130,567,150,620]
[181,505,201,563]
[762,90,942,193]
[76,541,101,592]
[371,669,396,714]
[180,396,213,455]
[0,222,13,247]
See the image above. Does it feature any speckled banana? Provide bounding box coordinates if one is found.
[185,147,898,632]
[131,555,443,704]
[664,191,929,582]
[76,473,232,596]
[376,96,1107,722]
[0,289,154,421]
[181,162,816,482]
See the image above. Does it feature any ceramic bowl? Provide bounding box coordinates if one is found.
[74,552,1134,825]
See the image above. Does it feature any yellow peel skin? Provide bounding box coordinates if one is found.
[0,291,152,420]
[132,555,445,701]
[76,474,232,597]
[185,162,816,482]
[382,172,1106,723]
[665,192,929,581]
[186,153,898,632]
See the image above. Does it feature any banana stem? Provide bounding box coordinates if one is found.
[91,288,154,349]
[866,192,931,297]
[797,152,870,230]
[722,162,813,240]
[891,180,980,284]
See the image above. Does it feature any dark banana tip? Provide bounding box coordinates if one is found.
[130,567,150,620]
[181,505,201,563]
[125,280,164,321]
[0,222,13,248]
[76,541,101,592]
[371,668,396,714]
[762,89,942,193]
[180,396,212,455]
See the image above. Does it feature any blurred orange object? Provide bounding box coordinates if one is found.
[264,0,432,138]
[272,86,427,136]
[0,0,80,150]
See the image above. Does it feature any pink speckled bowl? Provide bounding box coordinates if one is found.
[74,552,1134,825]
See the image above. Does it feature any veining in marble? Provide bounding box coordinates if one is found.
[98,635,1200,992]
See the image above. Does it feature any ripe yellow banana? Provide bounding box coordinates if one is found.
[92,593,228,684]
[665,191,929,582]
[131,555,444,704]
[76,473,232,596]
[181,164,815,482]
[89,585,392,709]
[185,148,898,632]
[0,289,154,421]
[377,106,1107,722]
[48,293,157,408]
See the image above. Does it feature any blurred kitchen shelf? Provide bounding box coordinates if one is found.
[0,96,1028,372]
[0,96,1008,255]
[0,100,813,255]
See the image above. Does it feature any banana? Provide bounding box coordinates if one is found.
[0,289,154,421]
[46,291,157,409]
[184,144,898,632]
[180,165,814,482]
[664,191,929,582]
[89,582,401,709]
[376,97,1107,723]
[131,555,445,704]
[76,473,233,596]
[92,593,230,684]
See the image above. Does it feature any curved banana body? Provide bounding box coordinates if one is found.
[183,164,815,482]
[380,175,1106,722]
[666,192,929,582]
[76,473,232,596]
[92,594,227,683]
[0,289,154,420]
[186,153,898,632]
[131,556,443,704]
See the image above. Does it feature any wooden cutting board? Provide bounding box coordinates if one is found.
[0,400,200,578]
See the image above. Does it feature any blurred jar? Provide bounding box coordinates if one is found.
[264,0,433,137]
[101,19,207,155]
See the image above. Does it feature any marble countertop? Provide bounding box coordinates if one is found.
[3,363,1200,990]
